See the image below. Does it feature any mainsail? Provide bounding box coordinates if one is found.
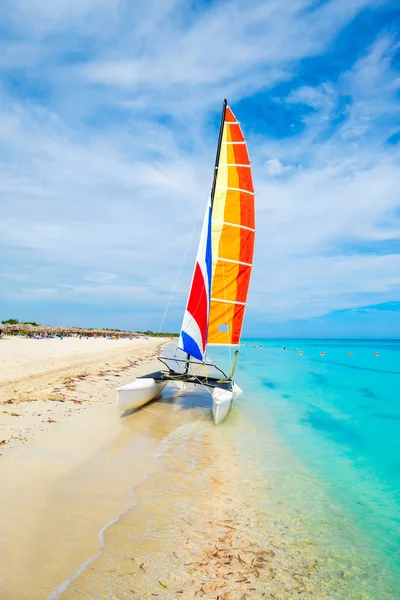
[178,100,255,362]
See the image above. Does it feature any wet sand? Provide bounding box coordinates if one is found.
[52,393,393,600]
[53,414,327,600]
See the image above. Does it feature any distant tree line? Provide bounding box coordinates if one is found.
[1,318,40,326]
[136,330,179,337]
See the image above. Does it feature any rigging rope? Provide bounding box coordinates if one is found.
[136,203,206,379]
[157,199,206,339]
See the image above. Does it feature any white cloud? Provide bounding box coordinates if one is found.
[78,0,382,117]
[85,272,117,283]
[0,272,27,282]
[0,0,399,331]
[248,39,400,322]
[265,158,294,176]
[288,84,331,108]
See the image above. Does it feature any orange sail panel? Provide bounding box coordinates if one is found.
[207,105,255,346]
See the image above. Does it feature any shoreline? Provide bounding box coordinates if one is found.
[53,410,339,600]
[0,336,170,600]
[54,401,399,600]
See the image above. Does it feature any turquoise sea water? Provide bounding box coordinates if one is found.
[213,338,400,597]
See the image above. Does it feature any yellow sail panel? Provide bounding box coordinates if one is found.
[208,300,237,345]
[212,223,254,264]
[208,105,255,346]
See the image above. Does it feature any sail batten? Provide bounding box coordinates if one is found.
[178,101,254,360]
[215,186,255,195]
[213,221,255,232]
[211,298,247,305]
[219,164,251,167]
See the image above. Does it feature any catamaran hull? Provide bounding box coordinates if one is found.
[117,364,242,423]
[117,378,167,412]
[212,387,233,425]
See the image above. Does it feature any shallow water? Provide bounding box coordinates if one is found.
[234,338,400,596]
[52,339,400,599]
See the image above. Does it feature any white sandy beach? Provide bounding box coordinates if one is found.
[0,336,169,600]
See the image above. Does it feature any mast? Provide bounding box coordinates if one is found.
[183,99,227,372]
[210,99,227,209]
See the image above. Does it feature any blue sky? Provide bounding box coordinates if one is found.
[1,0,400,337]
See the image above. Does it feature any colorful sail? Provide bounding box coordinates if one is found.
[207,104,255,347]
[178,101,255,360]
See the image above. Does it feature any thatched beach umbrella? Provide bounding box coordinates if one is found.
[0,321,142,338]
[1,324,20,334]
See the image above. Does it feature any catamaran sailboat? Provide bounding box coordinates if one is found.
[117,100,255,424]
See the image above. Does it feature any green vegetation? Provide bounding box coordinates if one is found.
[1,318,20,324]
[136,330,179,337]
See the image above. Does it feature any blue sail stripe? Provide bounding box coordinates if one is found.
[180,331,203,361]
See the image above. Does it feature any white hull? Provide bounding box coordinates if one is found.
[117,373,242,424]
[117,378,167,412]
[211,382,242,424]
[232,382,243,395]
[212,387,234,425]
